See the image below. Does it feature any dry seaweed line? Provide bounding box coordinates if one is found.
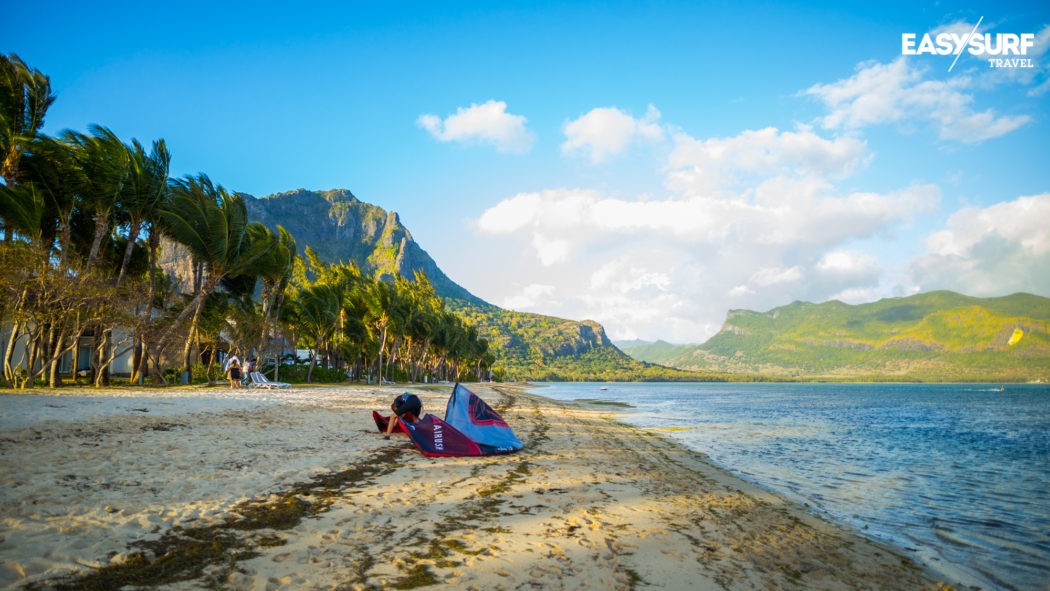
[23,446,405,591]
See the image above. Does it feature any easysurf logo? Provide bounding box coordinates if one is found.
[902,17,1036,71]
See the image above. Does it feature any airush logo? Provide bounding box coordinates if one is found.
[902,16,1036,71]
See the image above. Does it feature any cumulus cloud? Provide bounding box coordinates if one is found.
[477,181,936,253]
[502,284,558,310]
[562,105,664,163]
[666,127,869,194]
[910,194,1050,295]
[750,266,804,287]
[589,258,671,294]
[805,58,1031,142]
[418,100,534,152]
[468,64,1038,341]
[473,123,939,341]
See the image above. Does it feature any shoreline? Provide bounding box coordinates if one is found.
[0,383,949,590]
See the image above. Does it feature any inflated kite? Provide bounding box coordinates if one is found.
[372,383,524,457]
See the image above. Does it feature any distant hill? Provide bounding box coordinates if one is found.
[243,189,712,381]
[637,291,1050,382]
[616,340,694,366]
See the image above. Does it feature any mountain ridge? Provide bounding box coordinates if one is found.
[243,188,484,304]
[622,290,1050,381]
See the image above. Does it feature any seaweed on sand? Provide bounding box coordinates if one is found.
[24,446,404,591]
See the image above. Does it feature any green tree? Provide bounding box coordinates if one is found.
[63,125,129,270]
[116,138,170,285]
[255,226,296,376]
[0,53,54,188]
[292,283,341,382]
[161,174,275,381]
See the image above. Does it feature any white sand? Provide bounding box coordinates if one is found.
[0,383,947,590]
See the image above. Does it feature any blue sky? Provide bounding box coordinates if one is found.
[9,0,1050,342]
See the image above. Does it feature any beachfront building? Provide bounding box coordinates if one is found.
[0,323,134,383]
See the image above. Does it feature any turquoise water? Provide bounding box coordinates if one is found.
[528,382,1050,591]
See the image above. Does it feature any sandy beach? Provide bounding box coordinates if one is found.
[0,383,948,590]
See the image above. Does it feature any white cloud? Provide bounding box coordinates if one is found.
[475,191,541,233]
[418,100,534,152]
[531,233,572,266]
[589,259,670,294]
[471,117,948,341]
[911,194,1050,295]
[502,284,557,310]
[473,129,937,341]
[466,72,1040,342]
[805,58,1031,142]
[751,266,804,287]
[666,127,869,194]
[817,250,880,276]
[562,105,664,163]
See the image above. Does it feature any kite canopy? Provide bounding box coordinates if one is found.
[378,383,524,457]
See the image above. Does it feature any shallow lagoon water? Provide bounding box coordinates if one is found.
[530,382,1050,591]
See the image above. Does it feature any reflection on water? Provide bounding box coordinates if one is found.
[535,382,1050,591]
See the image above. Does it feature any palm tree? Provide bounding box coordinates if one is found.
[255,226,296,374]
[119,139,172,383]
[4,135,89,387]
[0,53,55,188]
[63,125,130,270]
[293,283,341,382]
[160,174,274,382]
[0,54,54,382]
[116,138,170,286]
[14,135,86,267]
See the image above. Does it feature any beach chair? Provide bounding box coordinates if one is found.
[248,371,291,389]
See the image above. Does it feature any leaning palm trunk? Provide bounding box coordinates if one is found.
[133,231,161,384]
[3,321,21,387]
[47,325,63,388]
[180,295,206,384]
[93,326,111,387]
[116,218,142,286]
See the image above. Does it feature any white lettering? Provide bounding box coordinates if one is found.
[935,32,955,55]
[918,33,937,54]
[433,423,444,450]
[902,33,917,55]
[1021,33,1035,53]
[903,30,1036,58]
[988,58,1034,68]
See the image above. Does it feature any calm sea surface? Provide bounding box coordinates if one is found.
[527,382,1050,591]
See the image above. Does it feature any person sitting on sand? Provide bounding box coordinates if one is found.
[383,392,422,439]
[226,358,242,389]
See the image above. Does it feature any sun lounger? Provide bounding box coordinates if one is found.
[248,371,290,389]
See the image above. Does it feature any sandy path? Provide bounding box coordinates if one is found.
[0,383,946,590]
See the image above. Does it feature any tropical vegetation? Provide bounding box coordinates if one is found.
[621,291,1050,382]
[0,53,492,388]
[448,300,733,382]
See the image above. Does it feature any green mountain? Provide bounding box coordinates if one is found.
[244,189,482,304]
[244,189,708,381]
[615,340,689,366]
[633,291,1050,382]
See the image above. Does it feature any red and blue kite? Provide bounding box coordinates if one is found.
[372,383,524,457]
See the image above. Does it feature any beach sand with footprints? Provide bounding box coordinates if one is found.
[0,383,947,590]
